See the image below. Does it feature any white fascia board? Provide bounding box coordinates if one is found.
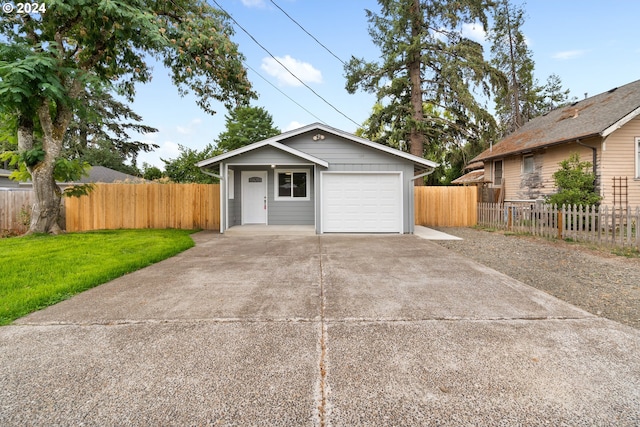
[602,106,640,138]
[269,141,329,167]
[196,139,329,169]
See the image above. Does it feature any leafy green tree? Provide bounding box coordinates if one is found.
[345,0,500,185]
[0,0,255,234]
[546,153,601,207]
[489,0,538,135]
[163,144,219,183]
[216,106,280,153]
[142,163,164,181]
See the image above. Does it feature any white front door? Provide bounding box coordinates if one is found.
[242,171,268,224]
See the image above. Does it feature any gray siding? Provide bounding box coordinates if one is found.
[227,146,311,165]
[228,165,315,226]
[286,132,416,233]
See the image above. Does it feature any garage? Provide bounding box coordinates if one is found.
[321,172,402,233]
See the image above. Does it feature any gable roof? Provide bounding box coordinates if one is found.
[451,169,486,185]
[197,123,438,170]
[70,166,145,184]
[472,79,640,163]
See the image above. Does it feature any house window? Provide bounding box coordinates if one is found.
[636,137,640,179]
[275,169,309,200]
[523,155,534,174]
[493,160,503,186]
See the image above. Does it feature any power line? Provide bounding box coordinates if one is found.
[243,61,328,124]
[209,0,361,128]
[268,0,346,65]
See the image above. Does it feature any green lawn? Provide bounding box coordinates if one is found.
[0,229,196,325]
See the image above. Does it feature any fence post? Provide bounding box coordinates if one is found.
[557,206,563,240]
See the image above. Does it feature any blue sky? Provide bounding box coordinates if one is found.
[133,0,640,169]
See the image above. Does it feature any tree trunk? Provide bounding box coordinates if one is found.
[409,0,425,185]
[29,162,63,234]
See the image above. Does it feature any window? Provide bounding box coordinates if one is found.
[523,155,534,174]
[493,160,503,186]
[636,137,640,179]
[275,169,309,200]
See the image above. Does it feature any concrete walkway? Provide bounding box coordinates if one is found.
[1,233,639,425]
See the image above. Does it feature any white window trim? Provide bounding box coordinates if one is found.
[274,169,310,201]
[636,137,640,179]
[522,154,534,174]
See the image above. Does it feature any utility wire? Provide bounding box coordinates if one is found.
[269,0,346,65]
[243,61,328,124]
[209,0,361,128]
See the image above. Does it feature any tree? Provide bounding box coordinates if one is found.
[345,0,501,185]
[63,87,159,173]
[546,153,601,207]
[142,163,164,181]
[216,106,280,153]
[0,0,255,234]
[163,144,219,183]
[538,73,573,113]
[488,0,538,136]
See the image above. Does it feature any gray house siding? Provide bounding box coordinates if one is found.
[287,133,416,233]
[225,151,316,226]
[201,125,436,234]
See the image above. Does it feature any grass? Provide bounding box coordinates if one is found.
[0,229,196,325]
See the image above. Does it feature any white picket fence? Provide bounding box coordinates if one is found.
[478,202,640,250]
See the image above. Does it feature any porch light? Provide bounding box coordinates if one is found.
[271,164,276,168]
[312,133,325,141]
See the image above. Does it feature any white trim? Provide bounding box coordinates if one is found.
[636,137,640,179]
[197,140,329,168]
[319,171,403,234]
[274,168,310,201]
[228,169,235,200]
[602,106,640,138]
[241,170,268,225]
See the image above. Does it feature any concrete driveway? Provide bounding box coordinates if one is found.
[1,232,639,426]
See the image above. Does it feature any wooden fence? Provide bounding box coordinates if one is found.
[0,190,35,234]
[478,202,640,250]
[3,184,475,233]
[414,186,477,227]
[65,183,220,232]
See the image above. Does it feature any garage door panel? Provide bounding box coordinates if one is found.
[322,173,402,233]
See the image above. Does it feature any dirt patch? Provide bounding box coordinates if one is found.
[433,227,640,329]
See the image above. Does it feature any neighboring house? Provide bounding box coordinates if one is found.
[197,123,438,234]
[61,165,146,187]
[0,168,20,189]
[1,165,145,189]
[469,79,640,207]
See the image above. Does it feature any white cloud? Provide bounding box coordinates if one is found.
[261,55,323,87]
[284,121,306,132]
[241,0,266,7]
[176,118,203,135]
[461,23,486,43]
[138,140,181,169]
[553,50,587,60]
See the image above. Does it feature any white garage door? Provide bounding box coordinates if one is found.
[322,172,402,233]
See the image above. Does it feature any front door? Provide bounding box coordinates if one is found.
[241,171,268,224]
